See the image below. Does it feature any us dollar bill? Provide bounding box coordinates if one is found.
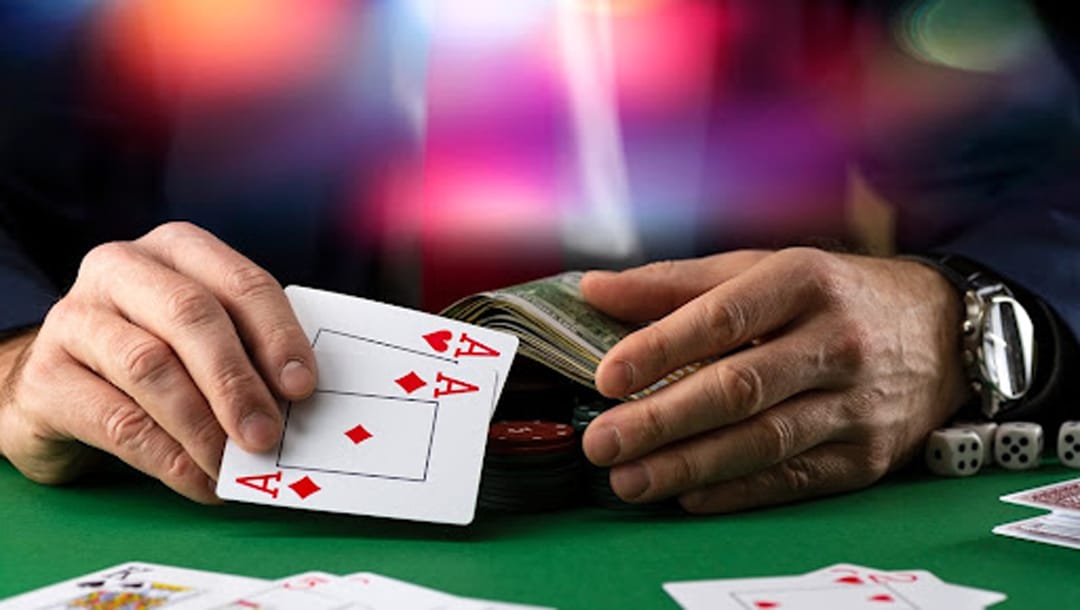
[441,272,707,398]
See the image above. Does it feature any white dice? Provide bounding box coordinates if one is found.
[994,422,1043,470]
[1058,421,1080,468]
[925,428,984,476]
[953,420,997,466]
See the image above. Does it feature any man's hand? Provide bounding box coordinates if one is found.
[0,222,317,502]
[579,248,971,513]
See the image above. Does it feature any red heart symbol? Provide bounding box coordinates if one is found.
[423,330,453,353]
[869,594,895,603]
[836,576,864,585]
[753,602,779,609]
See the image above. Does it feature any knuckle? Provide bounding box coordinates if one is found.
[841,388,881,424]
[165,284,221,329]
[856,445,892,483]
[103,403,158,453]
[699,297,751,345]
[224,264,279,303]
[662,452,702,490]
[211,363,263,411]
[42,298,76,331]
[79,241,135,277]
[147,220,199,244]
[752,413,797,465]
[640,326,675,374]
[776,455,815,493]
[185,410,226,454]
[705,363,764,420]
[119,338,177,387]
[790,248,846,303]
[826,324,873,374]
[636,401,673,448]
[164,448,199,483]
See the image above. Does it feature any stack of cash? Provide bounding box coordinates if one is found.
[441,272,706,399]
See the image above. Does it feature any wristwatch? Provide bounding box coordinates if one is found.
[904,254,1037,419]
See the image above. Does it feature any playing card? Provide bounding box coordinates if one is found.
[217,348,497,525]
[993,512,1080,550]
[664,574,816,610]
[800,564,1005,608]
[285,286,518,416]
[733,584,917,609]
[0,562,267,610]
[342,573,554,610]
[665,563,1005,610]
[999,477,1080,516]
[217,572,370,610]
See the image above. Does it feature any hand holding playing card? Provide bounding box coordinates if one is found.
[579,248,971,513]
[0,222,316,503]
[217,287,518,524]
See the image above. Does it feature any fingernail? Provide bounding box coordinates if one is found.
[602,360,634,397]
[586,424,622,465]
[280,359,315,397]
[240,411,280,450]
[611,462,650,501]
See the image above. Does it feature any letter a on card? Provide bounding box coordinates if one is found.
[434,372,480,398]
[236,471,282,499]
[454,333,500,358]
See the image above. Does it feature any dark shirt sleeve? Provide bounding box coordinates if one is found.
[0,225,56,334]
[856,2,1080,420]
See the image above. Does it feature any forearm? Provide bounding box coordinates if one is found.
[0,328,38,459]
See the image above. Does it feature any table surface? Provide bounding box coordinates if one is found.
[2,459,1079,608]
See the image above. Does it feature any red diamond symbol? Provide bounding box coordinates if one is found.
[869,595,895,603]
[345,423,373,445]
[395,371,427,394]
[753,602,778,609]
[288,476,321,500]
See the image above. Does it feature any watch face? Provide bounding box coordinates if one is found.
[980,295,1035,399]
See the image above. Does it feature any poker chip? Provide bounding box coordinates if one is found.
[479,419,581,513]
[478,398,675,514]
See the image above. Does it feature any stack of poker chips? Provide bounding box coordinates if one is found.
[571,398,638,510]
[478,421,581,513]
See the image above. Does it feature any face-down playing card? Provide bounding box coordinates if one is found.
[284,285,518,416]
[217,348,497,525]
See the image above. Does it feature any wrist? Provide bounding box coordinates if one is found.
[894,258,974,415]
[0,328,38,459]
[899,254,1037,420]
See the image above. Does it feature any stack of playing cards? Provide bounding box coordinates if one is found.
[0,562,554,609]
[664,563,1006,609]
[994,477,1080,550]
[217,287,520,525]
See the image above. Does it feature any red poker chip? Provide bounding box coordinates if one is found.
[486,437,577,456]
[488,420,575,445]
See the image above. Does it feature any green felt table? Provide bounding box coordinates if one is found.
[1,459,1078,608]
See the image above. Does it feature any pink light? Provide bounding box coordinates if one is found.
[96,0,348,111]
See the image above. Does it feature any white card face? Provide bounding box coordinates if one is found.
[800,564,1005,609]
[999,477,1080,516]
[285,286,519,416]
[0,562,267,610]
[733,584,917,609]
[994,513,1080,551]
[664,575,812,610]
[218,349,497,525]
[217,572,364,610]
[665,564,1005,610]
